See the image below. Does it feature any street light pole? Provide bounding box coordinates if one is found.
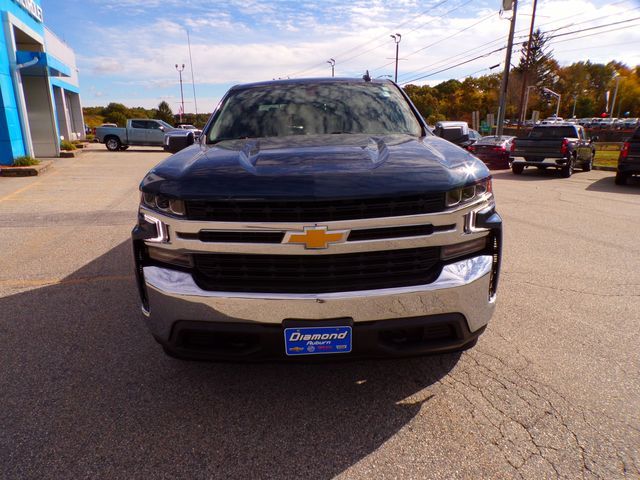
[496,0,518,139]
[390,33,401,82]
[522,85,536,124]
[572,92,578,118]
[327,58,335,77]
[175,63,185,123]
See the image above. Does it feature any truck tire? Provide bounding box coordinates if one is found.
[560,159,573,178]
[615,172,628,185]
[511,164,524,175]
[583,152,594,172]
[105,137,121,151]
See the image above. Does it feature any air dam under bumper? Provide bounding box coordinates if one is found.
[141,255,495,359]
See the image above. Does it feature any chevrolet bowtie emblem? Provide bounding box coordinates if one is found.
[283,226,350,249]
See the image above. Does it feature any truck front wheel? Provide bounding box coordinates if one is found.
[511,164,524,175]
[105,137,121,151]
[583,152,594,172]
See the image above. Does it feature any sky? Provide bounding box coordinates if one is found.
[41,0,640,113]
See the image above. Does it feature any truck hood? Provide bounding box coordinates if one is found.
[142,134,489,200]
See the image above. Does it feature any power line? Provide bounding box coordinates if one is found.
[400,46,507,84]
[398,16,640,85]
[395,6,640,85]
[370,10,497,74]
[283,0,457,78]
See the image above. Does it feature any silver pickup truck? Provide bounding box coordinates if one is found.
[96,119,178,151]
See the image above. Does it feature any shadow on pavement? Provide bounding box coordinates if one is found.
[490,168,564,181]
[586,176,640,194]
[0,240,461,479]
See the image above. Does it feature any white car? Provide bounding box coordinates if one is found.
[177,124,202,139]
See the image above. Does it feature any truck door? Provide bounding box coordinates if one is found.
[575,127,590,162]
[145,121,166,145]
[129,120,147,145]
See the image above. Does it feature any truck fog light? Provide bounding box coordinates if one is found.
[441,237,487,260]
[147,246,193,268]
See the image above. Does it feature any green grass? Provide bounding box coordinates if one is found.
[60,140,77,151]
[593,150,619,168]
[13,156,40,166]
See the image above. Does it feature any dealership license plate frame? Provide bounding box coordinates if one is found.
[284,326,352,356]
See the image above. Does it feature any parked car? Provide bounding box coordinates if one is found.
[433,121,473,148]
[95,119,178,151]
[616,126,640,185]
[133,78,502,361]
[177,124,202,139]
[467,129,482,148]
[510,124,596,177]
[469,135,515,169]
[540,116,564,125]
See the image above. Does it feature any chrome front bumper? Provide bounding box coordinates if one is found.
[141,255,495,342]
[510,156,568,167]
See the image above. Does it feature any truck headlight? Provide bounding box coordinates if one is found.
[141,192,186,216]
[446,177,492,208]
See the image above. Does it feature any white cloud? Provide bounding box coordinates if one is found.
[76,0,640,110]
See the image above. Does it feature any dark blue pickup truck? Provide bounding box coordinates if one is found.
[616,126,640,185]
[131,78,502,361]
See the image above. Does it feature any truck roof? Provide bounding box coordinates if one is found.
[230,77,393,91]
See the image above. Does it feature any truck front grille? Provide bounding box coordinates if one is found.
[184,194,446,222]
[191,247,441,293]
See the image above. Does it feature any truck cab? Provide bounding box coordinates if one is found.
[510,124,596,177]
[95,119,177,151]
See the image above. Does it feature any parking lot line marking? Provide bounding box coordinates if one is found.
[0,171,60,204]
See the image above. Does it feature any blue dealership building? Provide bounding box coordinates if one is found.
[0,0,84,165]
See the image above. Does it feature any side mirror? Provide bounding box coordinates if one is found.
[164,131,194,153]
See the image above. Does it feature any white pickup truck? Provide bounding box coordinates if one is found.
[95,119,178,151]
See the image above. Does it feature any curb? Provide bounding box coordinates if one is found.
[60,150,78,158]
[593,166,616,172]
[0,160,54,177]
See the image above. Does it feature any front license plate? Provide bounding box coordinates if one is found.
[284,326,352,356]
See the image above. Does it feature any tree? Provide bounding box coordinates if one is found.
[517,29,559,88]
[155,101,174,124]
[104,111,127,127]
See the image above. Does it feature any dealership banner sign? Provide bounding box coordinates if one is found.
[12,0,43,23]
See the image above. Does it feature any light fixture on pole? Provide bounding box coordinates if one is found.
[175,63,185,123]
[327,58,335,77]
[390,33,401,82]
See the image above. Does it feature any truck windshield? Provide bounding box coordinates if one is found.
[207,82,423,143]
[529,126,578,139]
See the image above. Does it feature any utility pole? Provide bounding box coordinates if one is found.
[516,0,538,130]
[496,0,518,139]
[390,33,401,82]
[327,58,335,77]
[175,64,185,123]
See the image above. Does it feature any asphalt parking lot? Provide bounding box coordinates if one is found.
[1,145,639,479]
